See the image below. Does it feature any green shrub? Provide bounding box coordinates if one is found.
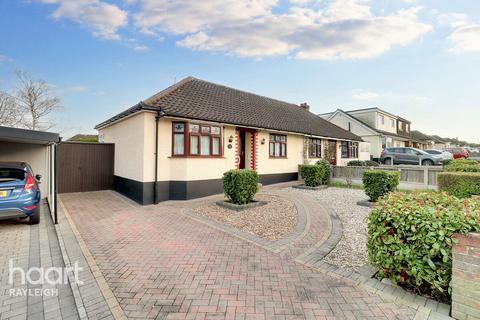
[347,160,364,167]
[365,160,380,167]
[368,192,480,294]
[315,159,331,184]
[362,170,400,202]
[438,172,480,198]
[346,160,380,167]
[445,164,480,172]
[444,158,480,172]
[223,169,259,204]
[299,165,323,187]
[442,159,453,166]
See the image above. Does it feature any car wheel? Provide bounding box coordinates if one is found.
[384,158,393,165]
[29,209,40,225]
[422,159,434,166]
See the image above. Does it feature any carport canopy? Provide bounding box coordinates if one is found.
[0,125,59,145]
[0,125,60,223]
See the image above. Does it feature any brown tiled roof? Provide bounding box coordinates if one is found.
[411,130,432,142]
[96,77,362,141]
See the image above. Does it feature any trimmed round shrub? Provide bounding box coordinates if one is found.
[438,172,480,198]
[223,169,259,205]
[299,165,323,187]
[315,159,331,184]
[362,170,400,202]
[368,192,480,295]
[347,160,364,167]
[365,160,380,167]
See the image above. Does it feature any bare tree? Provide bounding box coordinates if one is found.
[14,70,61,130]
[0,91,22,127]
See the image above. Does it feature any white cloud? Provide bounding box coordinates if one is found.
[38,0,128,40]
[351,89,384,100]
[132,0,431,59]
[448,24,480,53]
[132,45,149,52]
[436,12,469,28]
[134,0,277,35]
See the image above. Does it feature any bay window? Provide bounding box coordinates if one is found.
[172,122,223,157]
[269,134,287,158]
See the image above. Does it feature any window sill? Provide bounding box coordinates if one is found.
[169,155,226,159]
[269,156,288,159]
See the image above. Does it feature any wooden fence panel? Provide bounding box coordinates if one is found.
[57,142,114,193]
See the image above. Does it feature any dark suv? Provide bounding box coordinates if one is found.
[0,162,41,224]
[380,147,443,166]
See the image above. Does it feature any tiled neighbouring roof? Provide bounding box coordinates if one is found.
[96,77,362,141]
[411,130,432,142]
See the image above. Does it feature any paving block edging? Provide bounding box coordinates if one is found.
[56,198,128,320]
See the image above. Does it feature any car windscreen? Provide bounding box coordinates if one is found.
[426,150,441,154]
[0,168,26,182]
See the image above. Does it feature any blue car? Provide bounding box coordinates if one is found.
[0,162,41,224]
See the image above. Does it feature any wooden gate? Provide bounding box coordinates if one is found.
[57,142,114,193]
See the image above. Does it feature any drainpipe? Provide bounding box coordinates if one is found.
[153,109,165,204]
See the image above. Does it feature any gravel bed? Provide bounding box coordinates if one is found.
[193,194,297,241]
[302,187,371,272]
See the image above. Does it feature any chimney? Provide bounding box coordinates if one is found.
[300,102,310,111]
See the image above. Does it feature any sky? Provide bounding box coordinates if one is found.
[0,0,479,142]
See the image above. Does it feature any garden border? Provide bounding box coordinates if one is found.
[181,193,309,253]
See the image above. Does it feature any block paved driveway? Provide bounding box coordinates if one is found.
[0,203,79,320]
[60,190,416,320]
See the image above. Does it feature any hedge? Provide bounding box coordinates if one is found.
[299,160,331,187]
[223,169,259,204]
[368,192,480,294]
[347,160,364,167]
[438,172,480,198]
[444,159,480,173]
[365,160,380,167]
[347,160,380,167]
[362,170,400,202]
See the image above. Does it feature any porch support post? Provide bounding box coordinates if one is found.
[251,130,258,170]
[235,129,240,169]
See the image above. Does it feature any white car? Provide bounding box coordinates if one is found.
[424,149,453,160]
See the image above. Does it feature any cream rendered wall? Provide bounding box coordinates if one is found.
[328,112,374,137]
[98,112,146,181]
[256,131,304,175]
[375,113,397,134]
[362,135,382,158]
[0,142,48,196]
[150,118,237,182]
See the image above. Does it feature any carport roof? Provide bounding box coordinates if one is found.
[0,126,60,144]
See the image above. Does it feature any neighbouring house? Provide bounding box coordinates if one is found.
[411,130,434,150]
[430,135,450,150]
[95,77,362,204]
[320,108,413,160]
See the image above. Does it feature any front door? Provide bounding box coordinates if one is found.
[239,131,246,169]
[326,140,337,165]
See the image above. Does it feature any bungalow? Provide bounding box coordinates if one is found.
[95,77,362,205]
[411,130,434,150]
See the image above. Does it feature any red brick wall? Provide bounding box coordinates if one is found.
[451,232,480,320]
